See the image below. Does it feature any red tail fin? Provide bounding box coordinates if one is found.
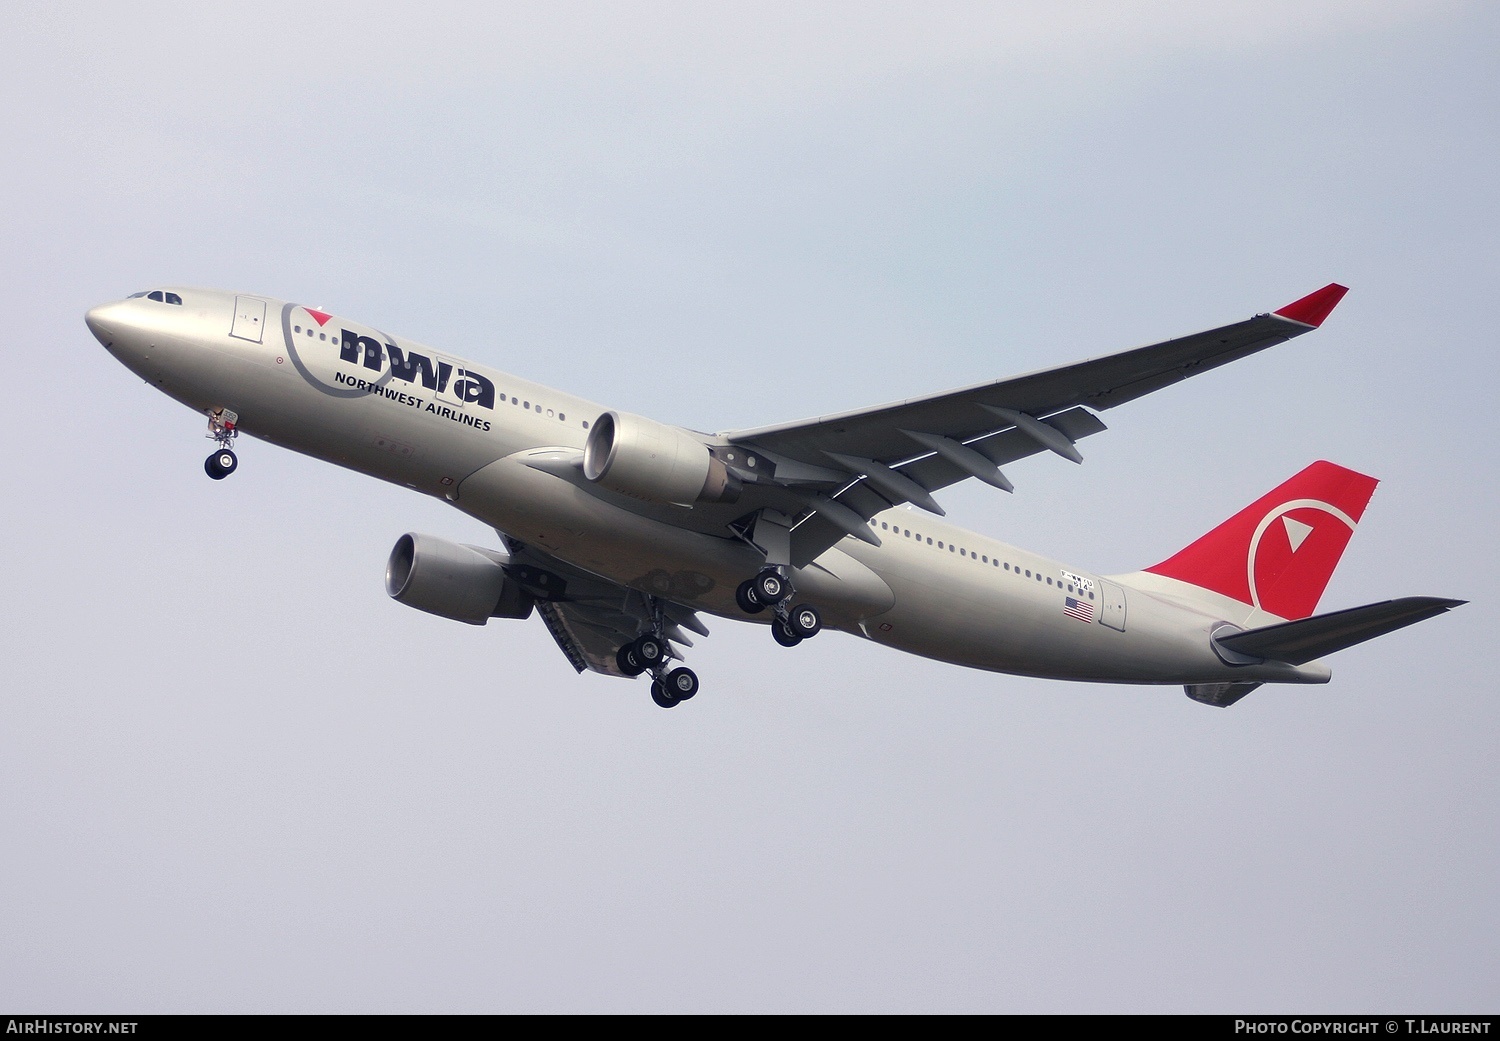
[1145,461,1379,620]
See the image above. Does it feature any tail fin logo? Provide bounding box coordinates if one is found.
[1282,516,1313,552]
[1145,461,1378,620]
[1246,498,1359,618]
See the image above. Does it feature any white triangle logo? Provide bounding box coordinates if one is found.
[1283,516,1313,552]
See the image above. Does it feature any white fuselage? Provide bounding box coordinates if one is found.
[87,288,1328,688]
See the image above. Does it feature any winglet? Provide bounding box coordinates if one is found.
[1273,283,1349,328]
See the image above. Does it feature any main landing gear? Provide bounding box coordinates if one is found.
[616,609,700,709]
[624,564,822,710]
[204,408,240,481]
[736,567,823,648]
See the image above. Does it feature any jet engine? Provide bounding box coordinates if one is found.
[582,410,740,506]
[385,533,534,625]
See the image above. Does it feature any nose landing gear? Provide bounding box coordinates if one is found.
[204,408,240,480]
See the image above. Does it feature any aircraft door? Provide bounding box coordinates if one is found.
[230,296,266,343]
[1099,579,1127,632]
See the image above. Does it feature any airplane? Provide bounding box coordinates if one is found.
[85,283,1462,709]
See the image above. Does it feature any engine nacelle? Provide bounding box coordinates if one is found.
[582,410,740,505]
[385,533,534,625]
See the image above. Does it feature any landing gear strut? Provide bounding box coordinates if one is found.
[204,408,240,480]
[621,596,701,708]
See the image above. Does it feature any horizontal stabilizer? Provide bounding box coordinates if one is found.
[1214,597,1465,666]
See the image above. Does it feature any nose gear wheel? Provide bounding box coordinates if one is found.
[205,449,238,480]
[204,408,241,479]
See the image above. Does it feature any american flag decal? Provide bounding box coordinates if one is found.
[1063,596,1094,623]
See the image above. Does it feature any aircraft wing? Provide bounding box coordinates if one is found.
[500,538,708,677]
[721,285,1348,566]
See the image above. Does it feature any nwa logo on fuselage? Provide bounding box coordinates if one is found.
[339,330,496,409]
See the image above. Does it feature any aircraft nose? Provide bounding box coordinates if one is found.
[85,301,126,346]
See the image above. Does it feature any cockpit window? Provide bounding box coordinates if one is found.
[137,290,183,305]
[164,292,182,305]
[148,291,164,301]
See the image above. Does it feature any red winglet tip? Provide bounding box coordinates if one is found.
[1273,283,1349,328]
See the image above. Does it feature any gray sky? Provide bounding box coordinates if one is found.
[1,0,1495,1012]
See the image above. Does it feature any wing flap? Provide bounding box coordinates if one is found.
[503,539,707,678]
[900,406,1108,492]
[785,406,1109,566]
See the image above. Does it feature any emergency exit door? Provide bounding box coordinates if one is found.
[1099,579,1127,632]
